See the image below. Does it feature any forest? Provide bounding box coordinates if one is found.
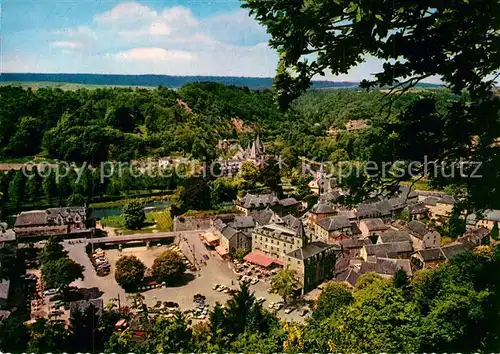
[0,83,457,213]
[0,83,450,164]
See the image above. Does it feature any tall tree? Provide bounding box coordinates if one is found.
[114,255,146,292]
[151,250,187,285]
[123,201,146,230]
[270,267,299,303]
[313,282,354,321]
[41,257,85,294]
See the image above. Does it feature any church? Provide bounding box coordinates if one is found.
[218,136,269,175]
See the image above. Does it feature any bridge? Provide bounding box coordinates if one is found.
[87,230,204,246]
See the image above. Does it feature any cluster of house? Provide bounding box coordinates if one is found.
[202,180,496,294]
[8,207,93,241]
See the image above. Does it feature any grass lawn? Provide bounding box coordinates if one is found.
[101,209,173,234]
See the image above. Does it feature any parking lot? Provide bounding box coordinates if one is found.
[63,235,312,322]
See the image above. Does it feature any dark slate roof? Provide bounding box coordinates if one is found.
[423,197,440,206]
[286,241,336,260]
[355,200,392,218]
[221,225,239,240]
[47,207,87,218]
[212,218,227,232]
[282,214,301,230]
[416,248,446,262]
[279,197,300,207]
[406,220,430,238]
[378,230,412,244]
[0,229,16,243]
[467,210,500,224]
[239,193,279,209]
[339,237,371,249]
[417,191,448,198]
[408,203,428,214]
[320,190,341,203]
[458,227,490,244]
[360,257,412,276]
[438,195,456,205]
[441,243,471,260]
[15,210,47,227]
[0,280,10,300]
[335,268,359,287]
[254,223,298,240]
[70,298,104,316]
[15,207,87,227]
[310,202,336,215]
[229,215,255,229]
[387,196,409,210]
[399,186,418,199]
[361,218,388,232]
[363,242,413,257]
[350,222,362,235]
[249,208,282,226]
[316,216,351,231]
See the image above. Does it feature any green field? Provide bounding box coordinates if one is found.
[0,81,154,91]
[100,209,173,235]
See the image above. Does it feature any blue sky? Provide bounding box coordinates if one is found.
[1,0,398,80]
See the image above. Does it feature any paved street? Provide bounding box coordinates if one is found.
[63,232,310,322]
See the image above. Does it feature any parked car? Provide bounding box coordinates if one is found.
[212,284,220,290]
[268,302,275,309]
[299,309,309,317]
[256,297,266,304]
[250,278,259,285]
[284,307,295,314]
[43,289,58,296]
[274,302,284,310]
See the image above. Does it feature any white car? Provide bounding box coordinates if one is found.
[217,286,226,292]
[43,289,58,296]
[250,278,259,285]
[284,307,294,314]
[212,284,219,290]
[274,303,284,310]
[268,302,275,309]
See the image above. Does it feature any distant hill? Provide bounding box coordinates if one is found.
[0,73,359,90]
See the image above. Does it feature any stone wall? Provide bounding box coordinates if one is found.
[173,215,213,231]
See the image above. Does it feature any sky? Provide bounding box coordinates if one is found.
[0,0,406,81]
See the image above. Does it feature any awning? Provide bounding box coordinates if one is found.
[203,232,220,244]
[244,251,276,268]
[273,258,285,266]
[215,245,229,256]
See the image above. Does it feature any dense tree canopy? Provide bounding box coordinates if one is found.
[151,250,187,284]
[114,255,146,292]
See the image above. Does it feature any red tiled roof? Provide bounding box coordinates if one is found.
[244,251,275,268]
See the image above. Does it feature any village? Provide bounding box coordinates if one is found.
[0,141,497,342]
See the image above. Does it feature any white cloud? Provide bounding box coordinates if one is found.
[55,26,97,40]
[94,2,156,24]
[149,22,172,36]
[112,47,198,62]
[50,41,83,49]
[160,6,198,28]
